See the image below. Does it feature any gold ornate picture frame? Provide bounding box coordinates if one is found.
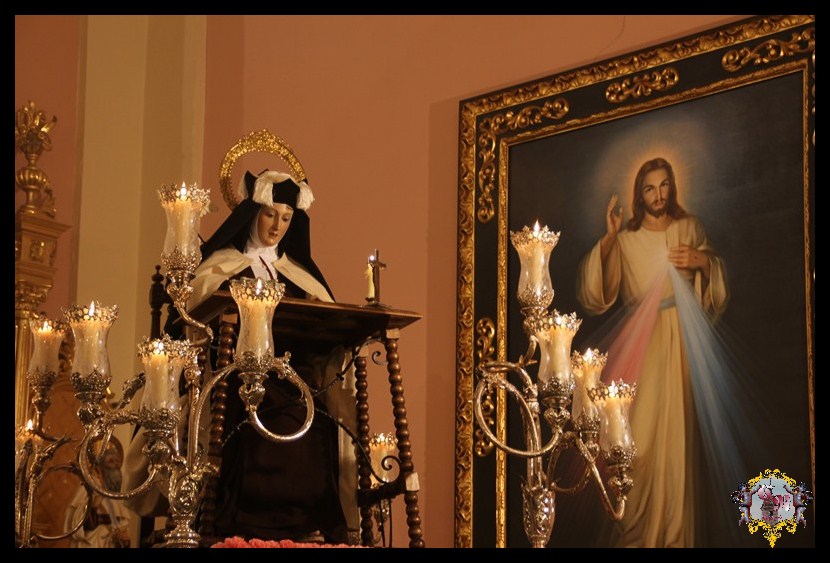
[455,15,815,548]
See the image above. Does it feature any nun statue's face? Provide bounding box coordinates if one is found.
[256,203,293,247]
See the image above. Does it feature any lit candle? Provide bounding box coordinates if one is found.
[571,348,606,423]
[595,380,636,451]
[28,316,67,375]
[369,432,398,485]
[144,339,169,409]
[618,386,635,450]
[138,336,189,411]
[63,301,118,382]
[230,277,285,360]
[509,222,559,309]
[528,221,544,288]
[159,182,210,259]
[15,420,36,472]
[534,311,581,388]
[604,382,623,445]
[366,257,375,300]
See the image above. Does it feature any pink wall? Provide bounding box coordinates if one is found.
[201,15,745,547]
[15,15,83,318]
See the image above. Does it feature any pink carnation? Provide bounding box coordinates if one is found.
[212,536,363,548]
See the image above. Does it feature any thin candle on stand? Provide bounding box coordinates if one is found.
[366,256,375,300]
[529,221,545,288]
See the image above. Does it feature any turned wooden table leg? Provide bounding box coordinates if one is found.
[384,329,425,548]
[354,347,375,546]
[197,311,236,541]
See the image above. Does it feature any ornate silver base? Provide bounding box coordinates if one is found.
[522,482,556,548]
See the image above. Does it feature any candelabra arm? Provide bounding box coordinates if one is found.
[33,463,92,542]
[183,362,203,468]
[22,470,38,547]
[162,266,213,346]
[247,363,315,443]
[189,363,235,459]
[167,300,213,347]
[77,417,162,501]
[573,438,625,521]
[44,493,89,541]
[481,360,536,394]
[32,426,64,445]
[112,372,146,411]
[16,436,71,547]
[473,371,560,458]
[519,337,538,368]
[551,465,593,496]
[14,450,28,542]
[30,402,69,442]
[548,433,594,496]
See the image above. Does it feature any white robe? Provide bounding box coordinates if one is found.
[577,216,728,547]
[188,248,334,311]
[64,487,134,548]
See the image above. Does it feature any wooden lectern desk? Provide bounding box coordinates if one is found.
[187,291,425,548]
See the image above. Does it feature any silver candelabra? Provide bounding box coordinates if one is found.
[473,223,636,548]
[15,183,316,548]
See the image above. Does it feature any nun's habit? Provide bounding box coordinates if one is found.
[187,170,334,309]
[190,171,349,543]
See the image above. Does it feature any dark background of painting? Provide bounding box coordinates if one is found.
[503,71,814,547]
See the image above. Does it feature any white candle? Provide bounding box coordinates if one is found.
[63,301,117,381]
[138,336,189,412]
[159,182,210,258]
[533,311,581,388]
[572,349,605,422]
[550,320,574,383]
[509,223,559,309]
[247,299,270,358]
[603,382,624,446]
[528,221,544,289]
[366,260,375,300]
[175,184,191,252]
[146,341,169,409]
[15,420,36,473]
[596,380,635,451]
[230,278,283,360]
[619,393,634,449]
[369,432,397,485]
[29,317,66,375]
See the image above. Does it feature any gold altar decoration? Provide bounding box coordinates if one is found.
[15,101,69,429]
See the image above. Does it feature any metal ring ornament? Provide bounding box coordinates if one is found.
[473,361,561,459]
[247,363,315,443]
